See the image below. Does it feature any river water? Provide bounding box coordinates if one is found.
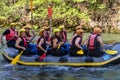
[0,36,120,80]
[0,55,120,80]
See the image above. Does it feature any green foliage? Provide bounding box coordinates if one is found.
[0,0,117,30]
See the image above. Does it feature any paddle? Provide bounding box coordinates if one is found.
[39,53,46,61]
[105,50,118,55]
[11,50,24,65]
[57,44,61,49]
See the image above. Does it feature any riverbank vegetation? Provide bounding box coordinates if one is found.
[0,0,120,34]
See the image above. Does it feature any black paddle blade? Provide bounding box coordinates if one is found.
[85,56,94,63]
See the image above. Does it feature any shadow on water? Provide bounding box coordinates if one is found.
[1,57,120,80]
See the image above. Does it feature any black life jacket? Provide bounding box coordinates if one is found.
[71,35,82,48]
[88,34,100,50]
[60,31,67,42]
[19,37,28,48]
[37,36,46,51]
[51,35,62,49]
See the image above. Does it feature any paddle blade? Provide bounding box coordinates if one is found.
[57,44,61,49]
[105,50,118,55]
[11,51,24,65]
[39,53,46,60]
[77,50,84,55]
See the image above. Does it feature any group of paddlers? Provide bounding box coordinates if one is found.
[0,22,105,61]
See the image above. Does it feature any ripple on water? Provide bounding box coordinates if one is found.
[0,61,120,80]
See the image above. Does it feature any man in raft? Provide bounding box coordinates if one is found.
[0,23,18,48]
[69,29,85,56]
[87,27,104,57]
[23,24,35,41]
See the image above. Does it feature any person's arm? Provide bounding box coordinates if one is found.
[0,29,10,45]
[38,38,47,53]
[75,37,83,50]
[97,36,104,47]
[15,38,26,50]
[52,38,59,49]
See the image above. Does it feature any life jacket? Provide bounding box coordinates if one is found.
[25,32,31,37]
[88,34,100,50]
[19,37,28,48]
[46,33,50,42]
[61,31,67,42]
[51,35,61,49]
[6,28,17,41]
[37,36,46,50]
[71,35,82,48]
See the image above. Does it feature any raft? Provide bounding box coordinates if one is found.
[2,43,120,67]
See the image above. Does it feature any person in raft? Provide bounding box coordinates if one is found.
[23,24,37,55]
[69,29,86,56]
[50,29,68,56]
[59,25,70,53]
[87,27,104,57]
[37,29,47,56]
[42,26,51,55]
[0,23,18,48]
[15,29,33,55]
[59,25,67,43]
[23,24,35,41]
[42,26,51,45]
[70,26,82,45]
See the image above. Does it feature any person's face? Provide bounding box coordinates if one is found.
[43,31,47,36]
[21,32,26,37]
[56,32,60,36]
[25,28,30,32]
[11,25,16,30]
[46,29,50,33]
[62,28,65,31]
[80,32,84,37]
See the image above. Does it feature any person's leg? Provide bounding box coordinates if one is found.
[7,41,16,48]
[61,43,70,53]
[28,43,38,55]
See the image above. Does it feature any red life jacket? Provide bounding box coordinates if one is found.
[22,37,28,47]
[46,33,50,42]
[88,34,98,50]
[6,28,17,41]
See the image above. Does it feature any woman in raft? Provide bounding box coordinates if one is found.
[15,29,33,55]
[23,24,37,55]
[37,29,47,56]
[50,29,68,56]
[69,29,86,56]
[87,27,104,57]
